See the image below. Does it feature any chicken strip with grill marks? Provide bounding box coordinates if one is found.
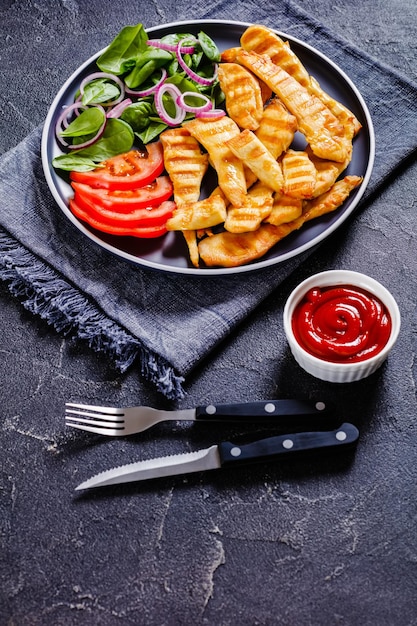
[184,116,247,207]
[224,181,274,233]
[218,63,264,130]
[241,25,361,139]
[241,24,311,87]
[281,149,317,199]
[265,194,303,226]
[198,223,286,268]
[160,128,208,207]
[227,129,284,193]
[198,175,362,267]
[166,187,227,231]
[255,97,297,160]
[236,49,351,163]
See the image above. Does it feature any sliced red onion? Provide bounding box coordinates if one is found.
[55,101,89,146]
[71,93,85,121]
[55,103,107,149]
[195,108,226,119]
[79,71,125,106]
[154,83,186,126]
[106,98,133,118]
[147,38,197,54]
[67,123,107,150]
[176,39,218,86]
[124,68,167,97]
[176,91,212,113]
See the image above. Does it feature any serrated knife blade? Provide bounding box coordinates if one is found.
[76,445,221,490]
[75,423,359,491]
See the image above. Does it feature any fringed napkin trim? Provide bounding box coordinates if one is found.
[0,230,185,400]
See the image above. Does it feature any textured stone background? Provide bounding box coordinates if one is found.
[1,1,417,624]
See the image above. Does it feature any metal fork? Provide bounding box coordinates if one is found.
[65,399,331,437]
[65,403,197,436]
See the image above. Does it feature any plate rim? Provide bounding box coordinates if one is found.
[41,19,375,276]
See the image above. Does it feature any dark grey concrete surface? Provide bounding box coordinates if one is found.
[1,1,417,624]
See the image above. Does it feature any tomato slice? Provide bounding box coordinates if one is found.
[74,191,175,227]
[69,142,165,190]
[69,198,170,238]
[71,176,173,212]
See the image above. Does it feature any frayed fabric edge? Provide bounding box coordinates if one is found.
[0,230,185,400]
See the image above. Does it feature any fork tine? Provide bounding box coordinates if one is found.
[65,403,125,416]
[65,408,124,423]
[65,415,124,429]
[66,422,122,436]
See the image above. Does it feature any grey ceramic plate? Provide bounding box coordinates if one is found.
[41,19,375,275]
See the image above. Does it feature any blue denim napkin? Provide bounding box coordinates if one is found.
[1,1,417,399]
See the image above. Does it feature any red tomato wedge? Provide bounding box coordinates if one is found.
[71,176,173,212]
[73,191,175,227]
[69,142,165,190]
[69,198,170,238]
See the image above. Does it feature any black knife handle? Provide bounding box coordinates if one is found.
[218,423,359,467]
[195,399,330,422]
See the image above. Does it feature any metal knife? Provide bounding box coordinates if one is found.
[75,423,359,490]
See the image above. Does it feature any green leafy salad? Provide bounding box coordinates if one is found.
[52,23,223,172]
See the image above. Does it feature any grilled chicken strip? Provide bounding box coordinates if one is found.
[241,24,311,86]
[255,97,298,160]
[265,194,303,226]
[281,149,317,199]
[218,62,264,130]
[166,187,227,231]
[224,181,274,233]
[227,129,284,192]
[160,128,208,206]
[184,116,247,207]
[241,25,361,139]
[198,175,362,267]
[236,49,351,163]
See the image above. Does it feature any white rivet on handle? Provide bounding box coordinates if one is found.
[205,405,216,415]
[230,447,242,457]
[282,439,294,449]
[336,430,347,441]
[264,403,276,413]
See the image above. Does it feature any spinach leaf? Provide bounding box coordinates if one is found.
[167,73,201,93]
[136,121,168,144]
[81,79,121,105]
[160,33,196,46]
[77,118,134,161]
[124,48,173,88]
[198,31,221,62]
[59,107,105,138]
[53,119,134,171]
[51,154,104,172]
[97,24,148,75]
[120,101,154,131]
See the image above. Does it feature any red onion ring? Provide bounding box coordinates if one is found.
[154,83,186,126]
[195,108,226,119]
[147,38,197,54]
[176,91,212,113]
[67,122,107,150]
[124,68,167,97]
[106,98,133,118]
[55,101,89,146]
[79,71,125,106]
[55,103,107,149]
[176,39,218,86]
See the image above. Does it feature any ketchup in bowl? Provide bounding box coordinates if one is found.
[291,284,392,364]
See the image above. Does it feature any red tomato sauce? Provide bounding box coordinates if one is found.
[292,285,392,363]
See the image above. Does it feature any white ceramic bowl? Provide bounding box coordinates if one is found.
[283,270,401,383]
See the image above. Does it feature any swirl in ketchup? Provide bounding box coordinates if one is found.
[292,285,392,363]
